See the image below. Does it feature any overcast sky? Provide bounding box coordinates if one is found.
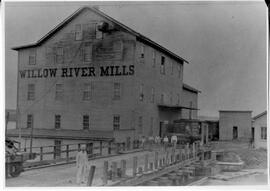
[5,1,267,117]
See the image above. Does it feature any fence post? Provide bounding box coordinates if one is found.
[99,141,102,156]
[154,151,158,169]
[87,165,96,186]
[108,141,112,155]
[120,160,127,178]
[66,145,69,162]
[192,143,196,159]
[40,147,43,161]
[53,146,56,160]
[133,156,138,177]
[144,154,149,172]
[111,162,117,181]
[103,161,108,185]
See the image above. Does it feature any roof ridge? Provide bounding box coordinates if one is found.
[12,6,188,63]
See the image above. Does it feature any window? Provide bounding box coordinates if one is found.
[83,115,90,130]
[149,117,154,136]
[56,47,64,64]
[261,127,267,140]
[140,45,145,58]
[55,115,61,129]
[171,61,174,75]
[113,83,121,100]
[113,115,120,130]
[160,56,165,74]
[170,92,173,105]
[161,93,164,104]
[27,114,33,129]
[75,24,83,40]
[55,84,63,100]
[151,87,155,103]
[152,50,156,67]
[95,24,103,39]
[27,84,35,100]
[139,84,144,101]
[84,42,92,62]
[178,65,181,78]
[83,83,92,100]
[138,116,143,134]
[29,50,36,65]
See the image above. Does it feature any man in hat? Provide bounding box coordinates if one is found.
[76,144,88,184]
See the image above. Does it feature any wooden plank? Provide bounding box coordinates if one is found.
[103,161,108,185]
[111,158,196,186]
[87,166,96,186]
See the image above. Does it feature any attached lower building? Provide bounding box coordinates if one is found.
[252,111,267,149]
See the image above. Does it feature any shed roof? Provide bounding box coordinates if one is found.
[12,6,188,64]
[253,111,267,120]
[183,83,201,93]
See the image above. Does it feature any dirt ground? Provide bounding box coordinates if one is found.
[209,141,267,169]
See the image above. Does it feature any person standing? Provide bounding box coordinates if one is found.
[171,135,178,148]
[163,136,169,150]
[141,136,146,150]
[76,144,88,184]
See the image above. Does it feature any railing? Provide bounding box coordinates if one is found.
[20,140,144,167]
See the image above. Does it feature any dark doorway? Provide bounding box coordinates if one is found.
[233,126,238,139]
[54,140,61,159]
[159,122,165,137]
[251,127,255,140]
[86,142,93,155]
[126,137,131,150]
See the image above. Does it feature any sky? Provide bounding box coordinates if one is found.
[4,1,267,117]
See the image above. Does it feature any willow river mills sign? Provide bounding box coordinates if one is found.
[19,65,135,79]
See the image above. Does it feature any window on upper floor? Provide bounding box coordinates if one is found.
[171,61,174,75]
[29,50,36,65]
[83,115,90,130]
[138,116,143,134]
[178,65,181,78]
[55,84,63,100]
[152,50,156,67]
[151,87,155,103]
[26,114,33,129]
[261,127,267,140]
[160,56,165,74]
[55,115,61,129]
[75,24,83,41]
[27,84,35,100]
[113,115,120,130]
[56,47,64,64]
[140,45,145,58]
[83,83,92,100]
[113,82,121,100]
[149,117,154,136]
[139,84,144,101]
[84,42,92,62]
[160,93,165,104]
[177,93,180,105]
[170,92,173,105]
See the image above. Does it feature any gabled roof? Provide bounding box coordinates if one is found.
[253,111,267,120]
[183,83,201,93]
[12,6,188,64]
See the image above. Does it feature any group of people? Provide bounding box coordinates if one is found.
[140,135,178,150]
